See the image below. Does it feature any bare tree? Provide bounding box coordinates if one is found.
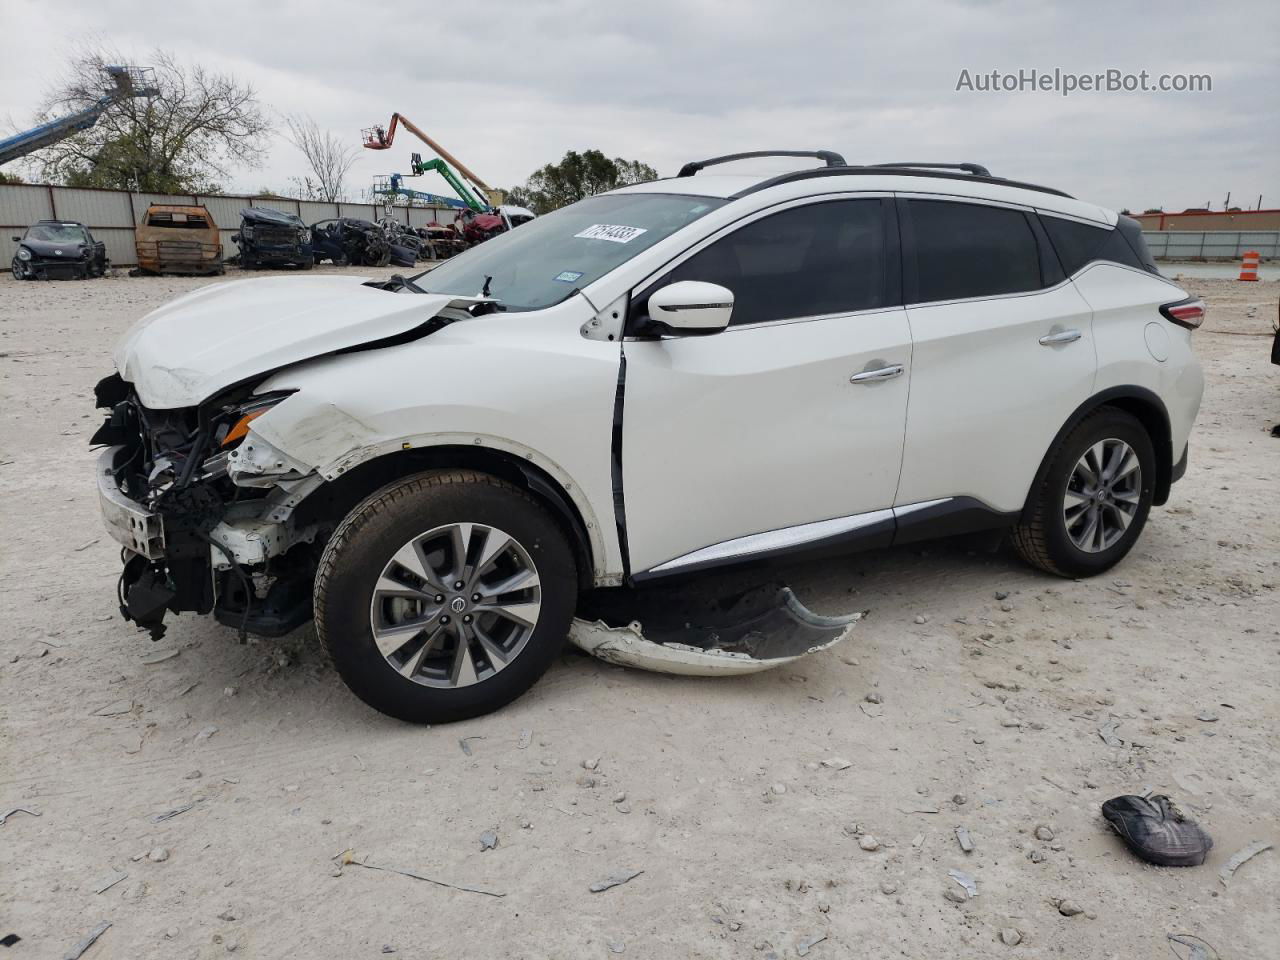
[32,46,268,193]
[284,114,359,203]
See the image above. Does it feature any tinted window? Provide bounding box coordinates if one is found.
[907,200,1042,302]
[657,199,887,326]
[1042,215,1146,275]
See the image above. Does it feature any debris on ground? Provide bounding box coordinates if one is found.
[1167,933,1221,960]
[459,736,484,756]
[1097,718,1125,747]
[517,728,532,750]
[858,835,880,851]
[93,871,127,894]
[589,869,644,893]
[999,928,1022,946]
[150,799,204,823]
[1101,794,1213,866]
[139,649,180,665]
[1033,824,1054,841]
[570,583,861,676]
[479,830,498,851]
[947,869,978,899]
[1057,898,1084,917]
[91,699,133,717]
[334,850,506,898]
[955,826,974,853]
[795,932,827,956]
[0,806,41,826]
[63,921,111,959]
[147,847,170,862]
[1218,840,1273,886]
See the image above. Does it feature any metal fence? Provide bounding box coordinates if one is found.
[1144,230,1279,261]
[1,183,462,268]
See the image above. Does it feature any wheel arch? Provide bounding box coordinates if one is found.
[1020,386,1174,524]
[297,444,600,591]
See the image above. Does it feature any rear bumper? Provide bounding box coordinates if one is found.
[96,447,165,559]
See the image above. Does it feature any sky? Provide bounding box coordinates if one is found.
[1,0,1276,213]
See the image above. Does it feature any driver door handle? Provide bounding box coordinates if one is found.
[849,364,905,384]
[1039,329,1082,346]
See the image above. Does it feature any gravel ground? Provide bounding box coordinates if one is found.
[1,266,1277,959]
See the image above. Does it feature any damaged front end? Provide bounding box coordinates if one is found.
[571,583,862,675]
[92,372,323,640]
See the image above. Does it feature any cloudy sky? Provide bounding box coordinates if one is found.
[1,0,1276,212]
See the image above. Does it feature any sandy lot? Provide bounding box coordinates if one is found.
[1,266,1277,960]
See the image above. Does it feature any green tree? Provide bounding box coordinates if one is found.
[31,46,268,193]
[0,170,24,185]
[506,150,657,214]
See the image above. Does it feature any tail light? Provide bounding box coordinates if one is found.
[1160,297,1205,330]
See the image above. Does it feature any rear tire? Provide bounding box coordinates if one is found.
[1011,408,1155,577]
[315,470,577,723]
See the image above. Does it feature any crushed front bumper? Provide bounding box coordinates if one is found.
[96,447,165,559]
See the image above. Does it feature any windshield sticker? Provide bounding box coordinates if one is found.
[574,223,648,244]
[553,270,584,283]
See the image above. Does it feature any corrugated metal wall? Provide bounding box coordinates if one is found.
[1,183,461,267]
[1144,230,1279,260]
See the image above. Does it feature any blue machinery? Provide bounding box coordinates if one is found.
[0,66,159,167]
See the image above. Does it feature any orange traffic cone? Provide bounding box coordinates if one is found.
[1238,250,1260,281]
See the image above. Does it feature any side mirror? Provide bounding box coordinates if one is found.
[647,281,733,336]
[10,236,19,242]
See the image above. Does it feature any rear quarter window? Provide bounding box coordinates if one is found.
[1041,215,1147,275]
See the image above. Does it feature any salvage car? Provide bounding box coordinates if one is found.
[135,204,224,276]
[11,220,108,280]
[233,207,314,270]
[309,218,390,267]
[93,150,1204,723]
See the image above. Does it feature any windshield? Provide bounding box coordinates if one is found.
[418,193,726,311]
[27,223,87,244]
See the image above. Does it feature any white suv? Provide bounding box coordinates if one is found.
[94,150,1204,721]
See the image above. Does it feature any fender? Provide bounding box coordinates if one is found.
[1019,385,1175,523]
[260,425,623,586]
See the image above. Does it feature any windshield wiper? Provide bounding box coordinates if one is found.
[363,273,428,294]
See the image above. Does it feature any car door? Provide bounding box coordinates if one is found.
[894,196,1098,523]
[620,196,913,575]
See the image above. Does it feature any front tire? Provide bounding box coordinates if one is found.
[1012,408,1155,577]
[315,470,577,723]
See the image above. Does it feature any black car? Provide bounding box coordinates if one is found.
[11,220,109,280]
[232,207,314,270]
[309,218,390,267]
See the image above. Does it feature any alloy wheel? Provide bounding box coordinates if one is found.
[369,523,541,688]
[1063,438,1142,553]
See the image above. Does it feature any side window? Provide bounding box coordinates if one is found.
[655,199,887,326]
[906,200,1042,303]
[1042,215,1146,275]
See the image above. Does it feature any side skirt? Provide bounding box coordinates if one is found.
[630,497,1017,583]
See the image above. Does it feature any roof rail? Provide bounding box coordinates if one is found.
[678,150,846,178]
[870,161,991,177]
[730,165,1072,200]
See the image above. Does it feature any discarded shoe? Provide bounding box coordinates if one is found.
[1102,794,1213,866]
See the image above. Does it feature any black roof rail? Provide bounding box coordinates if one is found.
[730,165,1072,200]
[678,150,846,178]
[870,161,991,177]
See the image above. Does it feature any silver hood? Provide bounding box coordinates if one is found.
[114,275,460,409]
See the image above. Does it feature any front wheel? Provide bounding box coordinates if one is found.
[1012,408,1156,577]
[11,258,30,280]
[315,470,577,723]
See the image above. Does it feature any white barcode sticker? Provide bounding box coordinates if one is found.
[574,223,648,244]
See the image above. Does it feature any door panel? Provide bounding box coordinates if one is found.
[622,308,912,572]
[896,283,1096,513]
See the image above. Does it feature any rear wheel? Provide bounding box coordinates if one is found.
[315,470,577,723]
[1012,408,1155,577]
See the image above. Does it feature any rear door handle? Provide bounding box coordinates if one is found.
[1039,329,1082,346]
[849,364,905,384]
